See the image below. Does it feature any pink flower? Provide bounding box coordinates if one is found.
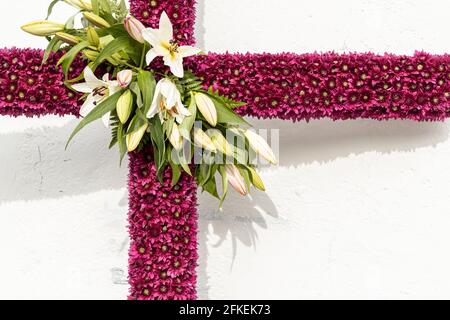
[117,70,133,88]
[124,16,146,44]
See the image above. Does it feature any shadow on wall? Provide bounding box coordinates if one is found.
[196,118,449,299]
[0,119,128,204]
[0,113,448,299]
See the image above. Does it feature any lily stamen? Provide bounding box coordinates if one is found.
[93,86,108,97]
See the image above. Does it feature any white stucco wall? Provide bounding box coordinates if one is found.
[1,0,450,299]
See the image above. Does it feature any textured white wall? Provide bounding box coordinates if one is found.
[1,0,450,300]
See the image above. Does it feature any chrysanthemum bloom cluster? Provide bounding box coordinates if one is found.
[128,147,198,300]
[0,48,83,117]
[191,52,450,121]
[130,0,197,46]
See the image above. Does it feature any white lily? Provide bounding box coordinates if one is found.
[147,78,191,124]
[142,12,201,78]
[72,67,121,128]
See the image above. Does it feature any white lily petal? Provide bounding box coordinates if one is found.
[101,111,111,128]
[147,88,161,119]
[83,67,105,89]
[146,48,158,65]
[178,46,202,58]
[159,11,173,41]
[142,28,164,47]
[164,55,184,78]
[72,82,93,93]
[102,73,110,82]
[108,82,120,95]
[160,79,178,108]
[79,94,97,117]
[146,103,159,119]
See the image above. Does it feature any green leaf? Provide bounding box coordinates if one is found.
[126,114,146,135]
[175,149,192,176]
[91,36,137,70]
[106,23,129,38]
[109,111,120,149]
[208,87,247,109]
[66,90,123,149]
[57,41,90,79]
[239,166,252,193]
[117,123,127,165]
[168,151,182,186]
[130,82,143,109]
[208,94,250,126]
[46,0,62,19]
[98,0,112,14]
[92,0,100,15]
[203,177,220,199]
[119,0,127,13]
[137,70,156,115]
[218,166,229,208]
[65,11,80,29]
[148,117,167,178]
[163,117,175,140]
[179,92,197,140]
[42,37,62,65]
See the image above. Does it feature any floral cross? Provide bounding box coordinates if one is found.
[1,0,449,301]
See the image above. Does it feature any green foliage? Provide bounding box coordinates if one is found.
[137,70,156,115]
[57,41,90,79]
[29,0,274,204]
[66,90,123,149]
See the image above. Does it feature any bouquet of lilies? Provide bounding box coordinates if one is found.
[21,0,276,203]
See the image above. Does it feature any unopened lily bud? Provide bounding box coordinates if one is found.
[169,124,183,150]
[193,127,216,152]
[225,165,248,196]
[244,130,277,164]
[86,27,100,46]
[83,49,99,61]
[83,12,111,28]
[55,32,80,45]
[195,93,217,127]
[124,16,146,43]
[21,20,65,37]
[64,0,92,11]
[126,124,148,152]
[117,90,133,124]
[117,70,133,88]
[207,129,233,156]
[248,167,266,191]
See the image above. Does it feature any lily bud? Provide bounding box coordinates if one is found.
[169,124,183,150]
[207,129,234,156]
[83,12,111,29]
[126,124,148,152]
[193,127,216,152]
[248,167,266,191]
[117,90,133,124]
[21,20,65,37]
[244,130,277,164]
[225,165,248,196]
[117,70,133,88]
[64,0,92,11]
[86,27,100,47]
[124,16,146,43]
[55,32,80,45]
[83,49,99,61]
[195,93,217,127]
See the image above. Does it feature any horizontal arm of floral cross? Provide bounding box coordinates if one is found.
[2,49,450,121]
